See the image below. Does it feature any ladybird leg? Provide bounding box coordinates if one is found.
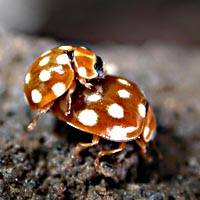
[27,103,53,131]
[60,80,76,116]
[135,137,152,161]
[94,142,126,170]
[150,141,163,159]
[78,77,93,89]
[72,135,100,157]
[135,137,147,154]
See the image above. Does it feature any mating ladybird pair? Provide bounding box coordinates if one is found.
[24,46,104,131]
[24,45,157,171]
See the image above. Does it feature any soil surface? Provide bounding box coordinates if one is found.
[0,32,199,199]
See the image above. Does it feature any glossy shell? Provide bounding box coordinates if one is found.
[142,104,157,142]
[59,46,98,79]
[24,47,74,110]
[52,75,155,142]
[24,46,102,110]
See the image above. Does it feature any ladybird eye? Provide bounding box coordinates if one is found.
[94,56,104,78]
[66,50,74,61]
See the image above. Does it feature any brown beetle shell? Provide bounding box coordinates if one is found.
[52,75,154,142]
[24,48,74,110]
[24,46,101,111]
[59,46,98,79]
[142,104,157,142]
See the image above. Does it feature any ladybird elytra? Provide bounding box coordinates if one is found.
[53,75,148,141]
[24,45,105,131]
[51,75,157,170]
[142,103,157,142]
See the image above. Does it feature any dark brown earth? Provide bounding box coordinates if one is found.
[0,32,199,199]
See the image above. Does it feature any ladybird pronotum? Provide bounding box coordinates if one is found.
[51,75,157,170]
[24,45,105,131]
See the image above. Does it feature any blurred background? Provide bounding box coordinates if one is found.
[1,0,200,45]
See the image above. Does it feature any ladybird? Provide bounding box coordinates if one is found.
[51,75,157,170]
[24,45,104,131]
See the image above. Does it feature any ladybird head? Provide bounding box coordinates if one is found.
[94,56,104,79]
[73,47,105,80]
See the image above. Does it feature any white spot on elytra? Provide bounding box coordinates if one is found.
[39,56,50,66]
[50,65,64,74]
[39,70,51,82]
[143,126,150,139]
[107,103,124,119]
[107,126,137,141]
[31,89,42,103]
[118,89,130,98]
[138,103,146,118]
[86,94,101,102]
[77,109,98,126]
[77,67,87,77]
[117,78,130,86]
[51,82,66,97]
[41,50,51,57]
[25,73,31,84]
[59,46,72,50]
[56,54,70,65]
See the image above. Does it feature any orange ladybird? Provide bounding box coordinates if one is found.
[51,75,157,170]
[24,46,104,131]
